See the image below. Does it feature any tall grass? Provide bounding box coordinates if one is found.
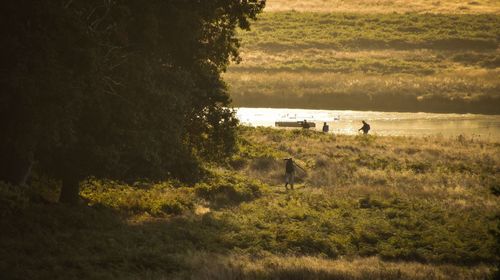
[176,253,495,280]
[226,70,500,113]
[1,127,499,279]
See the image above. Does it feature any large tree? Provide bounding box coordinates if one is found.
[0,0,265,203]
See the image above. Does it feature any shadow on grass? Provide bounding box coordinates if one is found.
[0,201,231,279]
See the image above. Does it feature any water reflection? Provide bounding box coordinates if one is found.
[235,107,500,141]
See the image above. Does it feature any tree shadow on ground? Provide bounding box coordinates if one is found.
[0,201,232,280]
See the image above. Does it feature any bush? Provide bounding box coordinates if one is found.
[80,180,194,216]
[195,172,266,207]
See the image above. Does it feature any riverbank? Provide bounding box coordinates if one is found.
[235,107,500,141]
[1,127,499,279]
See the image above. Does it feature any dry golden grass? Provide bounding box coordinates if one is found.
[236,49,442,66]
[265,0,500,14]
[176,253,495,280]
[225,68,499,98]
[237,127,500,203]
[231,49,449,75]
[2,128,499,279]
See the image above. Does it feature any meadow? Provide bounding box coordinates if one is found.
[226,8,500,113]
[2,127,499,279]
[265,0,500,14]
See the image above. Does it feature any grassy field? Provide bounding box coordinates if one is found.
[226,5,500,114]
[2,127,499,279]
[265,0,500,14]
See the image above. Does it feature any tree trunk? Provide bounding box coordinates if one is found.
[59,177,80,204]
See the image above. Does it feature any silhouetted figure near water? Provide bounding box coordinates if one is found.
[322,122,329,133]
[359,120,370,134]
[302,120,310,129]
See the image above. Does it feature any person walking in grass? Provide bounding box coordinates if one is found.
[358,120,370,134]
[284,158,305,190]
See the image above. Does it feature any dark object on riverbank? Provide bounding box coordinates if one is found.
[302,120,311,129]
[322,122,329,133]
[275,121,316,128]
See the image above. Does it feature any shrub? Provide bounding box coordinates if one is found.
[195,172,266,207]
[80,180,194,216]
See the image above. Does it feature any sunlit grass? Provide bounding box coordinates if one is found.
[239,12,499,50]
[1,127,499,279]
[177,253,495,280]
[265,0,500,14]
[231,49,499,75]
[225,69,500,113]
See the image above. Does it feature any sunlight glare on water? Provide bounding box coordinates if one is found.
[235,107,500,142]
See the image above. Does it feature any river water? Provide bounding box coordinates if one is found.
[235,107,500,142]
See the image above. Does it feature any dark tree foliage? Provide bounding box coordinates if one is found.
[0,0,265,203]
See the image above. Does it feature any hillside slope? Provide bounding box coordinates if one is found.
[2,127,499,279]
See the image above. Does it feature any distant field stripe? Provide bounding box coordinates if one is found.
[265,0,500,14]
[240,12,500,51]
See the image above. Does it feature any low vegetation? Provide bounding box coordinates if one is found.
[2,127,499,279]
